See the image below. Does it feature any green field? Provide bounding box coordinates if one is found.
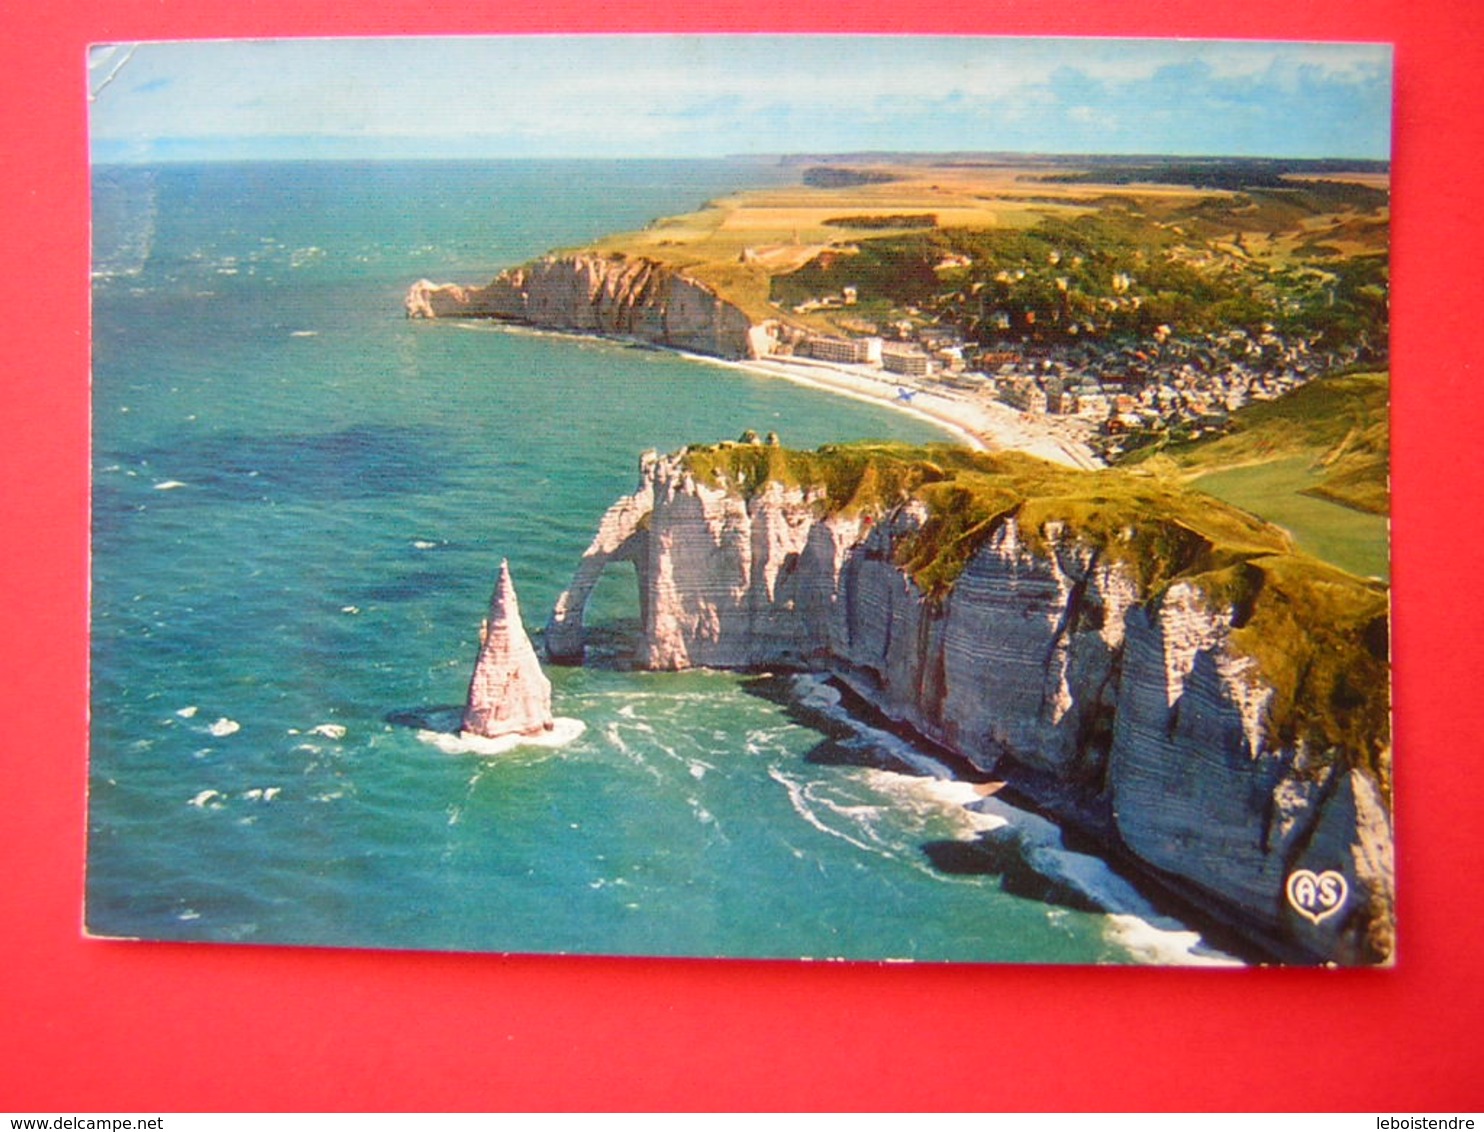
[1123,371,1390,580]
[1190,456,1389,580]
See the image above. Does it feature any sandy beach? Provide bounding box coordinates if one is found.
[691,351,1105,470]
[463,319,1104,469]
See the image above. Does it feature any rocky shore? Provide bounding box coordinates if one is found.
[545,444,1394,965]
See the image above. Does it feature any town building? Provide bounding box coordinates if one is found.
[881,346,932,377]
[804,335,882,366]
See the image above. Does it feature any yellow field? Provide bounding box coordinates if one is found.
[572,163,1152,322]
[570,161,1387,324]
[1282,171,1391,190]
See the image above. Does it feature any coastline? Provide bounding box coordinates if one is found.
[387,252,1385,962]
[696,352,1105,470]
[441,317,1104,469]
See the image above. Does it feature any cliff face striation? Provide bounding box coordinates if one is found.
[406,254,766,360]
[547,442,1394,964]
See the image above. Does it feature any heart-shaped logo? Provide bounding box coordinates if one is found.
[1286,869,1349,926]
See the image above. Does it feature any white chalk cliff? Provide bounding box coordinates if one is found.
[548,447,1394,964]
[407,254,763,360]
[462,560,555,740]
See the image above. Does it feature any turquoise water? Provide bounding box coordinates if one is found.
[88,160,1223,963]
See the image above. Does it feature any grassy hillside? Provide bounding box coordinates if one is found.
[683,438,1309,599]
[1122,371,1389,579]
[578,165,1076,326]
[679,437,1389,780]
[566,157,1387,355]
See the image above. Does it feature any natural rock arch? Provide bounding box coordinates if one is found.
[544,463,656,662]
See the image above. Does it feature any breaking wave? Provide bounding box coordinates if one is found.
[784,674,1242,965]
[417,717,586,756]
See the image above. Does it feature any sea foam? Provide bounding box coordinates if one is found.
[1105,914,1242,967]
[417,717,586,756]
[791,677,1241,964]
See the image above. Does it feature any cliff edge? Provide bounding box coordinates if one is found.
[547,440,1394,964]
[406,253,769,360]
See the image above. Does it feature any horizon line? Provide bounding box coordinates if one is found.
[88,148,1395,166]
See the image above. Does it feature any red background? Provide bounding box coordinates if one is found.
[3,0,1481,1113]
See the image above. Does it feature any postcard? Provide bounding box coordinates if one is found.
[86,34,1393,966]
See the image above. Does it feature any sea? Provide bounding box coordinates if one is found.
[88,159,1235,965]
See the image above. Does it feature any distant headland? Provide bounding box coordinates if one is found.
[407,153,1388,469]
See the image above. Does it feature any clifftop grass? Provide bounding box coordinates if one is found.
[678,439,1389,775]
[1125,370,1390,517]
[682,439,1298,595]
[681,439,954,517]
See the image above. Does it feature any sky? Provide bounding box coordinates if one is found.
[87,35,1394,163]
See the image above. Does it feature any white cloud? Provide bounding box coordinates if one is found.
[88,34,1392,158]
